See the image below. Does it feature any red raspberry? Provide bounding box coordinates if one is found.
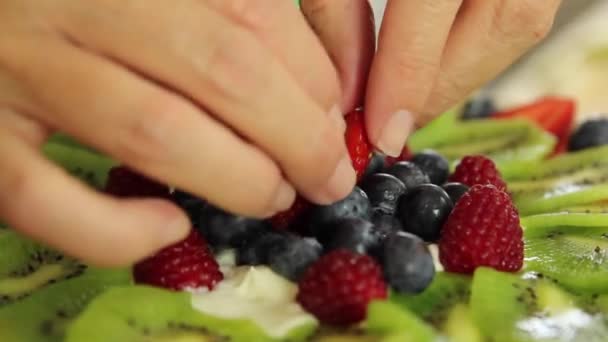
[296,249,387,325]
[134,230,223,291]
[449,155,507,192]
[270,195,311,230]
[105,166,170,198]
[345,110,372,181]
[439,185,523,274]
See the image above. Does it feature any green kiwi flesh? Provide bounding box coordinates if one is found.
[500,146,608,215]
[66,285,316,342]
[442,304,483,342]
[46,134,100,155]
[0,267,130,342]
[43,143,116,189]
[408,117,555,165]
[390,271,471,327]
[522,213,608,293]
[365,300,436,342]
[470,267,608,342]
[0,230,90,307]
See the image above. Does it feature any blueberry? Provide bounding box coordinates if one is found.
[568,118,608,152]
[196,205,269,249]
[411,150,450,185]
[385,161,430,190]
[396,184,453,242]
[461,95,496,120]
[319,218,382,255]
[305,187,372,236]
[378,232,435,294]
[172,190,207,224]
[237,232,322,281]
[360,173,406,215]
[371,212,404,238]
[364,151,389,178]
[442,182,470,204]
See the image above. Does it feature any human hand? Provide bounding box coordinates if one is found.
[0,0,354,266]
[302,0,562,156]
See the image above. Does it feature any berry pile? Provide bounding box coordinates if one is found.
[103,110,524,327]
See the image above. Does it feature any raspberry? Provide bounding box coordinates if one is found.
[438,185,523,274]
[296,249,387,325]
[449,155,507,192]
[133,230,223,291]
[105,166,170,198]
[345,110,372,181]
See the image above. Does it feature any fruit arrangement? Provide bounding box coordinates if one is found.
[3,95,608,341]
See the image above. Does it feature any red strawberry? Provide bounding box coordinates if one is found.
[449,155,507,192]
[270,195,311,230]
[105,166,170,198]
[133,230,223,291]
[296,249,387,325]
[493,97,576,155]
[345,110,372,181]
[439,185,523,274]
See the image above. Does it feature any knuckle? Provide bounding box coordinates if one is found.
[292,121,344,186]
[221,0,283,31]
[114,95,188,165]
[493,0,555,44]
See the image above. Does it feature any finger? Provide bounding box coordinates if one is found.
[365,0,463,156]
[422,0,562,116]
[7,35,295,217]
[206,0,342,111]
[0,118,190,267]
[301,0,376,112]
[54,0,354,204]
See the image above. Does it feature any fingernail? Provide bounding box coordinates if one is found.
[272,180,296,213]
[323,155,356,202]
[329,104,346,133]
[376,110,414,157]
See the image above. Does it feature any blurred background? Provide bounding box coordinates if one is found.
[370,0,608,122]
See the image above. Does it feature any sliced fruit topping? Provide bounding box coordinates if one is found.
[411,150,450,185]
[439,185,523,274]
[296,250,387,326]
[409,117,556,165]
[501,145,608,215]
[133,230,223,291]
[569,117,608,152]
[344,109,372,181]
[494,96,576,154]
[104,166,170,198]
[397,184,453,242]
[366,301,436,342]
[43,143,117,189]
[470,267,608,342]
[522,213,608,293]
[375,232,435,294]
[449,155,507,192]
[391,272,471,328]
[66,285,304,342]
[0,267,130,342]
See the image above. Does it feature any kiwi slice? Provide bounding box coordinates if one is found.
[66,285,318,342]
[409,117,555,165]
[499,146,608,215]
[365,300,436,342]
[470,267,608,342]
[0,267,130,342]
[442,304,483,342]
[522,213,608,293]
[390,272,471,327]
[43,143,116,189]
[46,134,100,154]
